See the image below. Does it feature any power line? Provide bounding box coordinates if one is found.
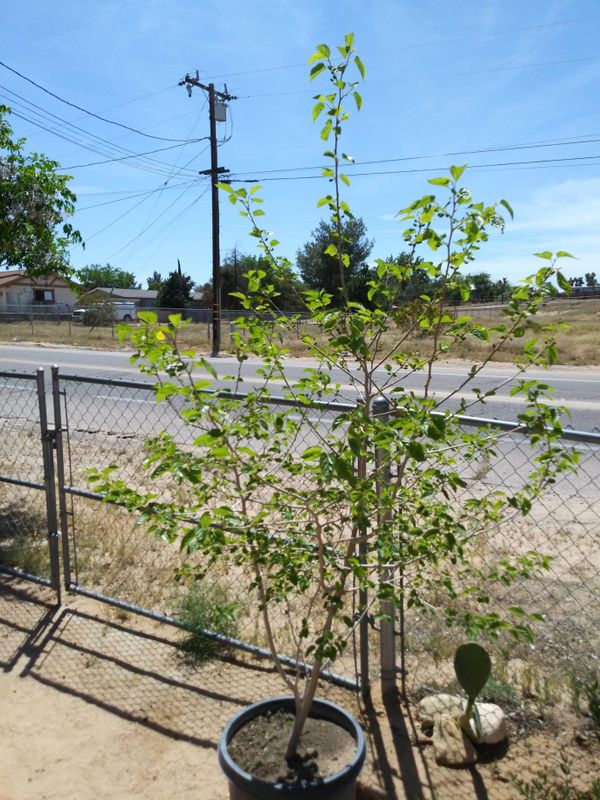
[0,58,203,144]
[62,139,209,170]
[76,179,199,211]
[208,14,600,80]
[1,89,204,179]
[229,153,600,183]
[228,134,600,178]
[238,54,600,99]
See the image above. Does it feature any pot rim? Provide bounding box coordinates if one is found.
[218,695,366,795]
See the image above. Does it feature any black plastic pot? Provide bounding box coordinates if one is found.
[218,696,367,800]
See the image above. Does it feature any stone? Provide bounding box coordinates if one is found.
[418,693,507,745]
[432,714,477,767]
[418,694,466,727]
[471,702,508,745]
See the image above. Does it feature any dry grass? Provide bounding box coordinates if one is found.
[1,298,599,365]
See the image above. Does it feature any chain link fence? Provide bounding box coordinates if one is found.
[54,370,361,688]
[1,365,599,795]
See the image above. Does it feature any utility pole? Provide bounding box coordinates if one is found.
[179,72,235,357]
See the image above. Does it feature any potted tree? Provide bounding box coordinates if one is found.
[90,35,578,798]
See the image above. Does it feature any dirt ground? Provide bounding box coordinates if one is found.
[1,576,599,800]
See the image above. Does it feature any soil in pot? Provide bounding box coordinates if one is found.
[227,708,357,784]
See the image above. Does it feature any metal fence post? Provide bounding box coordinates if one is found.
[36,368,61,605]
[51,365,72,589]
[373,395,396,696]
[356,454,370,699]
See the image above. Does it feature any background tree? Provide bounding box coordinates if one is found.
[77,263,140,289]
[0,105,82,276]
[296,217,372,305]
[147,271,163,291]
[157,262,193,308]
[222,248,303,310]
[585,272,597,288]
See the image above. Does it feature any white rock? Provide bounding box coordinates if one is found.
[469,702,507,745]
[418,693,466,727]
[432,714,478,767]
[418,693,507,745]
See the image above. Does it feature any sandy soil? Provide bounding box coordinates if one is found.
[1,576,599,800]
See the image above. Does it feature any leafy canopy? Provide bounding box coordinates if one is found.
[296,217,372,306]
[77,263,140,290]
[0,105,82,276]
[89,33,579,763]
[156,265,194,308]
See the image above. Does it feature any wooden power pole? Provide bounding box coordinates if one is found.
[179,72,235,356]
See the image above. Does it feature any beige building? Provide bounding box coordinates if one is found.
[0,270,79,312]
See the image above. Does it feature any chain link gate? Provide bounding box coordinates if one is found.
[0,369,61,603]
[50,366,363,692]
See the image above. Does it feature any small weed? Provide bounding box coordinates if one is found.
[585,677,600,739]
[175,581,239,663]
[0,505,49,577]
[512,753,600,799]
[481,675,520,710]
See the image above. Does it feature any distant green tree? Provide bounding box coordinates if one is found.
[157,263,193,308]
[296,217,372,305]
[585,272,597,288]
[222,248,303,310]
[77,263,139,289]
[146,271,163,291]
[469,272,496,301]
[1,104,82,276]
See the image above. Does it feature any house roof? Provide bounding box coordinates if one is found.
[0,269,79,289]
[95,287,158,300]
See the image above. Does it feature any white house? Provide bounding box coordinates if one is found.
[0,270,79,312]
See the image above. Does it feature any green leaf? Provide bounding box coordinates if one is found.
[406,441,426,461]
[499,198,514,219]
[316,43,331,58]
[324,243,338,257]
[556,250,575,258]
[344,32,355,49]
[353,91,362,111]
[534,251,553,260]
[302,446,322,460]
[449,164,467,181]
[309,63,326,81]
[354,55,365,80]
[312,102,325,121]
[556,271,572,293]
[428,176,451,187]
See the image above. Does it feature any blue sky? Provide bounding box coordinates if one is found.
[2,1,600,289]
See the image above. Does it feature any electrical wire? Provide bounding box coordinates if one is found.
[229,153,600,183]
[0,58,204,143]
[138,186,211,270]
[208,13,600,79]
[0,83,205,178]
[228,134,600,178]
[62,139,209,170]
[76,180,199,211]
[238,55,600,99]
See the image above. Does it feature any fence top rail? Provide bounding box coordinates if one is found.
[0,369,39,381]
[54,370,600,444]
[450,412,600,445]
[56,370,358,413]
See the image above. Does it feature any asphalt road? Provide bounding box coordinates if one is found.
[1,343,599,431]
